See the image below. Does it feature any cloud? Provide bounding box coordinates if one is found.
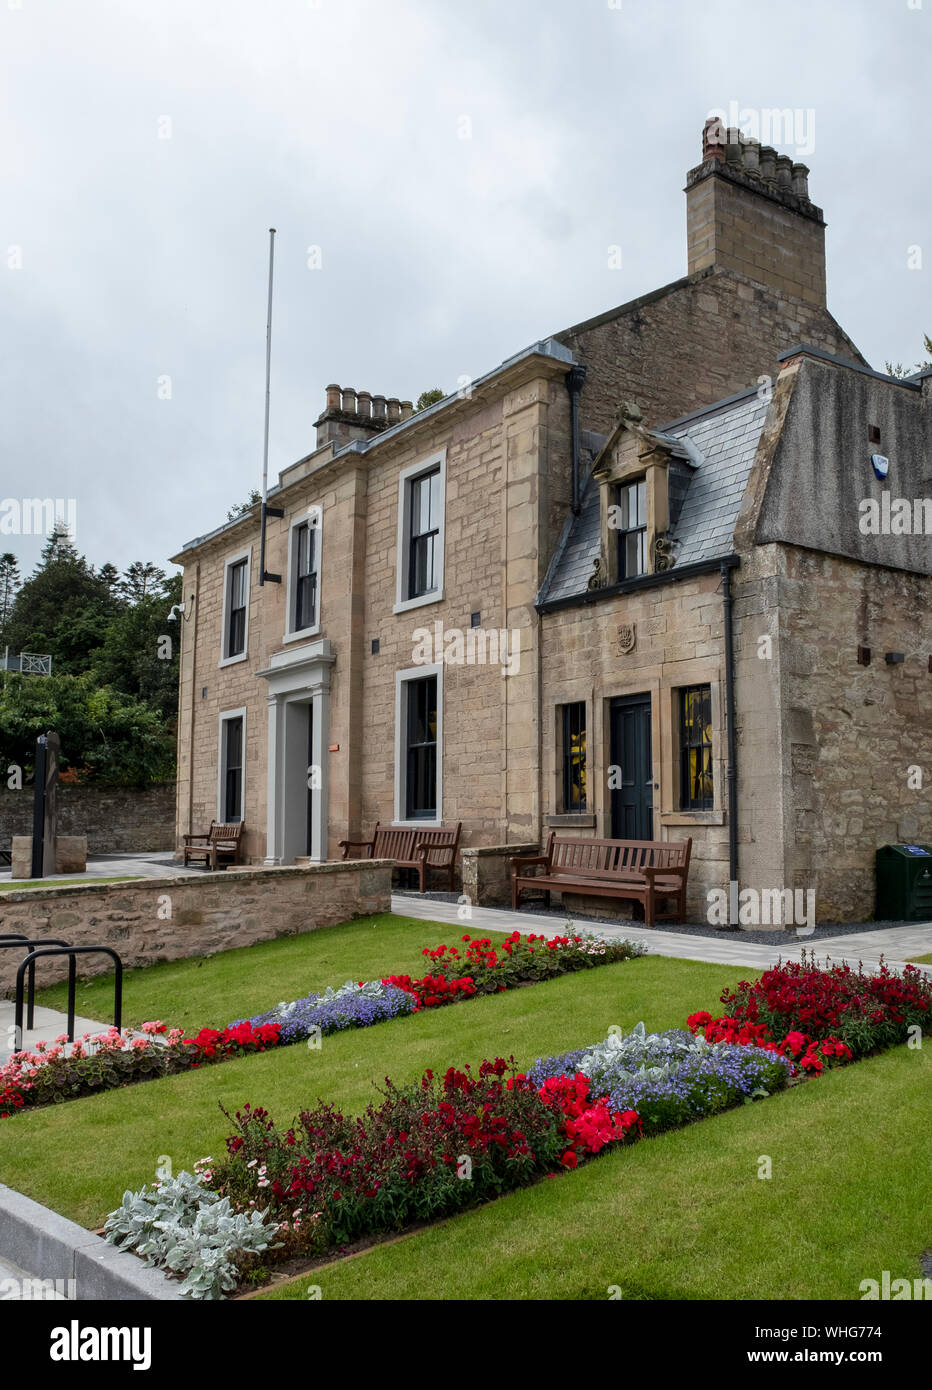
[0,0,926,576]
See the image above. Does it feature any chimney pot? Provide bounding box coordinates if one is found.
[400,400,414,420]
[725,127,742,165]
[371,394,386,423]
[759,146,777,182]
[386,397,401,424]
[775,154,793,190]
[341,386,357,414]
[791,162,810,199]
[357,390,372,420]
[702,115,725,159]
[741,138,760,175]
[325,383,342,412]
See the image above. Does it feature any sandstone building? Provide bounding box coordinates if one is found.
[170,120,932,925]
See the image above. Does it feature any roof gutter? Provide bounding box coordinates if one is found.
[536,553,739,615]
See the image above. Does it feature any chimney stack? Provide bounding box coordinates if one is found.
[685,114,826,307]
[314,382,414,450]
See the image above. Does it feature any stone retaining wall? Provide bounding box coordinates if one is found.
[0,859,391,993]
[0,783,176,854]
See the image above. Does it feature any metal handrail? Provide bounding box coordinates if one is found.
[0,937,72,1034]
[14,946,123,1046]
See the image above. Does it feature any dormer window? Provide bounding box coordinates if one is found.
[612,479,647,579]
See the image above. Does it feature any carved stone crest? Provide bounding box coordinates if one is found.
[618,622,636,654]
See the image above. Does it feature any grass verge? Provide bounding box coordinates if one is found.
[0,876,139,892]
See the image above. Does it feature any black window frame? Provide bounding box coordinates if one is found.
[404,674,438,820]
[560,702,587,813]
[222,715,244,823]
[293,519,319,633]
[407,466,441,601]
[679,684,713,811]
[614,478,647,580]
[225,558,248,659]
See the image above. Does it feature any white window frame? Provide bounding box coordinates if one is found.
[394,662,443,826]
[284,504,322,644]
[393,450,446,614]
[219,547,251,667]
[217,706,247,823]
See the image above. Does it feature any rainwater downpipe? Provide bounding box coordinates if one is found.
[566,365,587,514]
[720,557,739,925]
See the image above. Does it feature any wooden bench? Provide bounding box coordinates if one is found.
[511,833,691,927]
[183,821,244,871]
[339,822,461,892]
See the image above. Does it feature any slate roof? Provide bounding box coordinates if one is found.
[539,386,769,605]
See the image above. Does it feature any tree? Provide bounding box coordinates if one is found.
[91,572,182,723]
[0,553,20,633]
[2,523,108,669]
[0,670,175,787]
[416,388,445,412]
[97,562,122,600]
[121,561,168,603]
[227,489,261,521]
[885,333,932,378]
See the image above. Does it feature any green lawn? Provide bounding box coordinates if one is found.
[0,876,139,892]
[259,1041,932,1302]
[0,946,737,1230]
[908,953,932,965]
[32,911,506,1029]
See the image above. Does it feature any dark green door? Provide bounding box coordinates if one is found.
[609,695,653,839]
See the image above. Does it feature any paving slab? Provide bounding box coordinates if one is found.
[0,850,202,885]
[391,894,932,978]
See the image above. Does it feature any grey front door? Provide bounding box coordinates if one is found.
[609,695,653,839]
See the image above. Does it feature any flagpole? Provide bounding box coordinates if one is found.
[259,227,277,587]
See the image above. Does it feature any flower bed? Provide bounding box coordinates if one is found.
[408,930,635,997]
[526,1022,793,1134]
[240,978,419,1043]
[0,929,643,1118]
[148,1028,791,1292]
[686,952,931,1067]
[0,1021,280,1119]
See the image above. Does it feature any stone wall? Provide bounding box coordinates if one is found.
[778,547,932,920]
[555,266,863,440]
[0,783,175,855]
[0,859,391,993]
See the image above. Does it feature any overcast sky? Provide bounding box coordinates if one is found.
[2,0,928,580]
